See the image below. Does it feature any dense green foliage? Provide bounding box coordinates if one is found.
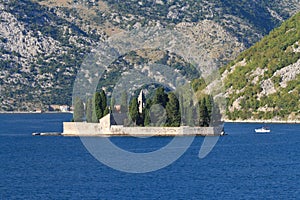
[83,90,110,123]
[100,90,109,116]
[85,98,93,123]
[110,97,116,112]
[222,12,300,120]
[74,84,217,125]
[166,93,181,127]
[144,102,151,127]
[128,87,171,126]
[93,92,103,121]
[127,87,215,127]
[198,96,213,127]
[128,97,139,125]
[73,97,84,122]
[152,87,169,108]
[120,91,128,113]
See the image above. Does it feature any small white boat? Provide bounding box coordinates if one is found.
[255,127,270,133]
[32,132,61,136]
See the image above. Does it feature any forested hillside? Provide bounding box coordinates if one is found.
[221,12,300,121]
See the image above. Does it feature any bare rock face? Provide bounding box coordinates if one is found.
[176,20,245,70]
[0,1,93,111]
[1,0,299,111]
[229,97,243,112]
[273,59,300,88]
[0,11,59,59]
[260,79,276,96]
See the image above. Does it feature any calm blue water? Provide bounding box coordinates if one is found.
[0,114,299,199]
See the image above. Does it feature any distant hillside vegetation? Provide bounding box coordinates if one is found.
[0,0,299,111]
[221,12,300,121]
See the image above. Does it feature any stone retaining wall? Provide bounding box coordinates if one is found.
[63,122,222,136]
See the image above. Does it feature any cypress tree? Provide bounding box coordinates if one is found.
[145,99,152,109]
[129,97,139,125]
[153,87,168,108]
[73,97,84,122]
[121,91,128,113]
[93,92,102,121]
[186,106,194,126]
[166,92,181,127]
[199,98,210,127]
[144,108,151,126]
[85,98,93,123]
[143,99,152,126]
[211,104,222,126]
[100,90,107,117]
[150,104,166,127]
[91,106,99,123]
[110,97,116,112]
[184,99,195,126]
[205,95,213,118]
[103,107,109,116]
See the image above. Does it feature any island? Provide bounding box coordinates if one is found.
[62,113,225,137]
[62,89,225,137]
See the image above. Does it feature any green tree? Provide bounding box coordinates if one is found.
[103,107,109,116]
[205,95,213,117]
[129,97,139,125]
[149,104,166,127]
[153,87,168,107]
[210,104,222,126]
[91,107,99,123]
[110,97,116,112]
[73,97,84,122]
[121,91,128,113]
[143,99,152,126]
[85,98,93,123]
[199,98,210,127]
[166,93,181,127]
[144,107,151,126]
[186,106,195,126]
[100,90,107,116]
[93,92,102,121]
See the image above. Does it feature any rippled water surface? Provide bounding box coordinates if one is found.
[0,114,299,199]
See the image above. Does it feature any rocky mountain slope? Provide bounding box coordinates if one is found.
[218,12,300,121]
[0,0,299,111]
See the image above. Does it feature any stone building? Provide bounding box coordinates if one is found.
[137,90,145,114]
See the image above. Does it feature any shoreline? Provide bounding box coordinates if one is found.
[62,122,226,137]
[0,111,73,114]
[224,119,300,124]
[0,112,299,124]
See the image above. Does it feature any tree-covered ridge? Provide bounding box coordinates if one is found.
[222,12,300,120]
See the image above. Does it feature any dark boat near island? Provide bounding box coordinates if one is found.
[220,127,227,136]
